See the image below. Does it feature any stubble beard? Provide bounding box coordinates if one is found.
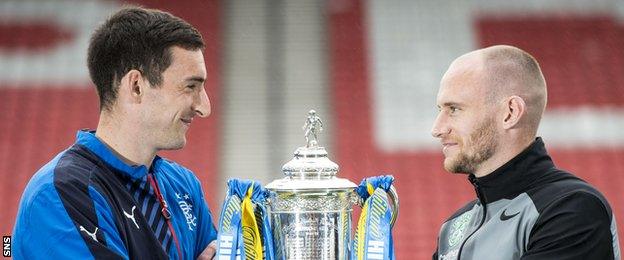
[154,124,187,151]
[444,118,498,174]
[166,129,187,150]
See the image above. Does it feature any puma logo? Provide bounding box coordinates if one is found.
[124,206,140,229]
[79,226,98,242]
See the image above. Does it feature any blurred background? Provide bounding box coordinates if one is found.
[1,0,623,259]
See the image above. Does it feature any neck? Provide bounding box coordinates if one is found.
[473,135,534,178]
[95,112,156,167]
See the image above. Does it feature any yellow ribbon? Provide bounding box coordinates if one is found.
[356,199,369,260]
[241,184,263,260]
[366,182,375,196]
[354,181,376,259]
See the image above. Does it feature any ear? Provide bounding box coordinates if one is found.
[119,69,145,104]
[502,95,526,130]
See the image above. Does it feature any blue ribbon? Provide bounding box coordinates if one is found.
[216,186,243,260]
[353,175,396,260]
[356,175,394,201]
[216,179,275,260]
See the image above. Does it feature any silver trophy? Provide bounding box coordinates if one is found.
[266,110,399,260]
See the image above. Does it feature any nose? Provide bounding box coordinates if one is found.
[431,112,450,138]
[194,87,211,118]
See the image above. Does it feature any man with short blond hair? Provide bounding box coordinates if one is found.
[432,45,620,259]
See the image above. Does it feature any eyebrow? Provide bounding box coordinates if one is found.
[438,102,464,108]
[185,76,205,83]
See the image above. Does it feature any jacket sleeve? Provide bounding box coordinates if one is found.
[13,182,128,259]
[521,191,616,259]
[192,179,218,258]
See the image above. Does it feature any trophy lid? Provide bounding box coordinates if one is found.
[266,110,356,191]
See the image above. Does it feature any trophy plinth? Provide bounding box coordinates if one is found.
[266,110,356,260]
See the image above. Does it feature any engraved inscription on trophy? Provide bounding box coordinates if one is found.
[283,214,337,259]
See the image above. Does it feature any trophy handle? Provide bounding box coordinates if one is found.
[388,185,399,228]
[355,185,399,228]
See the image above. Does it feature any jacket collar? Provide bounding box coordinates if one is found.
[471,137,555,204]
[75,130,162,180]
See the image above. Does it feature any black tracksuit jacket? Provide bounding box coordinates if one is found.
[433,138,621,260]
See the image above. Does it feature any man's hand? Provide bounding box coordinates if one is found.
[197,241,217,260]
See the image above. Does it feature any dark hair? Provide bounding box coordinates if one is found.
[87,6,205,111]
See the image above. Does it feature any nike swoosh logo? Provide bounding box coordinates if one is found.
[500,209,520,221]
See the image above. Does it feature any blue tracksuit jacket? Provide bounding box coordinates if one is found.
[13,130,218,259]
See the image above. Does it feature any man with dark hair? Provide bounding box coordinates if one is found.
[13,7,218,259]
[431,45,620,259]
